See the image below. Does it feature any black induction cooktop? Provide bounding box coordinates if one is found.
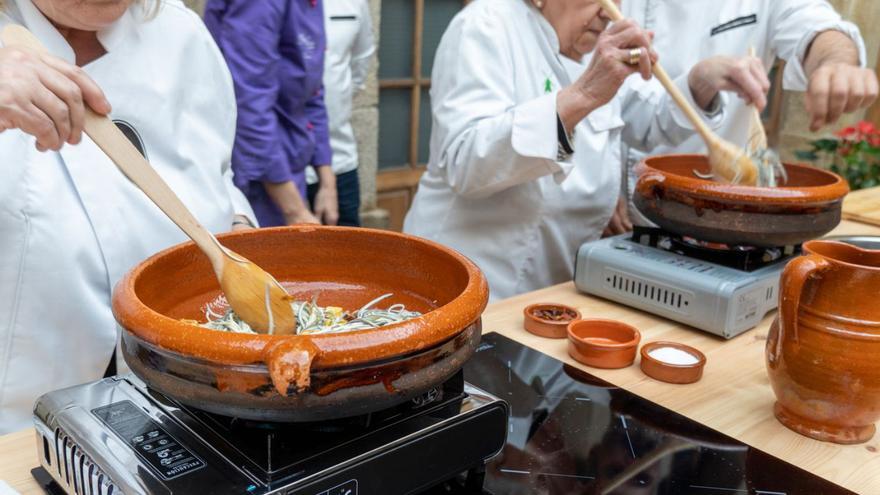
[457,333,855,495]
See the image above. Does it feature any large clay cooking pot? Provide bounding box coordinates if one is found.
[112,226,489,421]
[634,155,849,246]
[766,240,880,444]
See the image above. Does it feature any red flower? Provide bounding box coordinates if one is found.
[836,126,857,138]
[857,120,877,137]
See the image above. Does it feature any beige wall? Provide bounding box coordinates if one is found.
[777,0,880,162]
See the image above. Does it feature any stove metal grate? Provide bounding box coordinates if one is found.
[46,428,117,495]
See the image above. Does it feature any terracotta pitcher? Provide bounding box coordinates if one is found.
[766,240,880,444]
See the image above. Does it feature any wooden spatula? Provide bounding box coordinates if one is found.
[596,0,759,186]
[746,46,768,155]
[1,24,296,335]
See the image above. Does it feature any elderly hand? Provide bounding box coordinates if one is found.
[0,46,111,151]
[806,64,879,132]
[602,197,632,237]
[688,55,770,112]
[558,19,658,131]
[313,165,340,226]
[802,30,879,132]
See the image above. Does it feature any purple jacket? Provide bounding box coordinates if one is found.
[205,0,331,227]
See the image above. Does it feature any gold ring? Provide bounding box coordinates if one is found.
[627,48,641,65]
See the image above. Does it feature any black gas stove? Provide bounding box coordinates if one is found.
[629,226,800,272]
[33,333,854,494]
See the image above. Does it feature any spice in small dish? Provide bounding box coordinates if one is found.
[523,303,582,339]
[532,307,578,322]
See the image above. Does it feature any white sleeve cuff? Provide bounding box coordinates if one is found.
[668,73,727,131]
[782,20,867,90]
[228,184,259,227]
[510,91,574,183]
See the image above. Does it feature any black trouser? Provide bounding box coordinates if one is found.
[308,168,361,227]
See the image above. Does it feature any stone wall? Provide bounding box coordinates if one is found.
[352,0,384,227]
[777,0,880,162]
[183,0,203,14]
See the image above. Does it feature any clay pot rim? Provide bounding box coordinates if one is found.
[566,319,642,349]
[524,303,582,326]
[637,154,849,205]
[804,239,880,272]
[112,226,489,369]
[640,341,706,369]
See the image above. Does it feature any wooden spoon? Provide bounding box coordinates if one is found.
[746,46,769,154]
[1,25,296,335]
[596,0,759,186]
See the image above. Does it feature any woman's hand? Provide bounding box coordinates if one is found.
[688,55,770,111]
[602,197,633,238]
[558,19,658,131]
[313,165,340,226]
[0,46,111,151]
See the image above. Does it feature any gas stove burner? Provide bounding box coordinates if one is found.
[631,226,800,272]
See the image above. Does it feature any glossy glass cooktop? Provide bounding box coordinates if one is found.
[462,333,853,495]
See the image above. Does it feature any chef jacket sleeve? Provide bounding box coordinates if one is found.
[430,14,572,200]
[350,0,375,91]
[767,0,867,90]
[305,85,333,167]
[621,74,727,153]
[207,0,293,185]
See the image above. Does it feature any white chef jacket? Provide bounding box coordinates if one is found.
[621,0,867,223]
[305,0,375,184]
[403,0,725,301]
[0,0,254,433]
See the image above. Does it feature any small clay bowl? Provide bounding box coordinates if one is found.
[523,303,582,339]
[640,341,706,384]
[566,319,641,369]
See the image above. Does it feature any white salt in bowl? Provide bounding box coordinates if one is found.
[639,341,706,384]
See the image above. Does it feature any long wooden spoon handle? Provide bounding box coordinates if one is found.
[83,110,225,266]
[596,0,715,143]
[1,25,225,269]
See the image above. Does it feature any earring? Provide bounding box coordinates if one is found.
[535,0,544,8]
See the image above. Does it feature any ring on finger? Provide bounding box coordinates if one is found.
[626,48,641,65]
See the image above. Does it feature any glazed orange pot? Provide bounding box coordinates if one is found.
[112,226,488,421]
[634,155,849,246]
[766,240,880,444]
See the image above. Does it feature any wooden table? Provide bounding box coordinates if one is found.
[843,185,880,226]
[1,220,878,494]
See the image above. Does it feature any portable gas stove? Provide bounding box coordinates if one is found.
[31,371,508,495]
[575,227,800,338]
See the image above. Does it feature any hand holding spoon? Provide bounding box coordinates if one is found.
[1,25,297,335]
[596,0,760,186]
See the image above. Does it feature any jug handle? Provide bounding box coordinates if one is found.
[775,254,831,361]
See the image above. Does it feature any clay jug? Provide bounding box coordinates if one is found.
[766,240,880,444]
